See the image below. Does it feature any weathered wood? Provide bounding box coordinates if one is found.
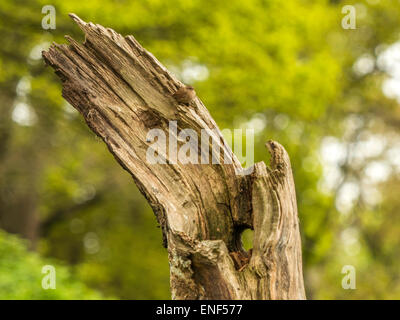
[42,14,306,299]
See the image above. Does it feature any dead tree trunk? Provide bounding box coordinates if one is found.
[42,14,306,300]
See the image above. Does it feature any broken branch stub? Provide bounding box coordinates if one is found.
[42,13,306,300]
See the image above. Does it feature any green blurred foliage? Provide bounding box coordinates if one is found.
[1,0,400,299]
[0,230,104,299]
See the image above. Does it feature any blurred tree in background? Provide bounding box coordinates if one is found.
[0,230,104,299]
[0,0,400,299]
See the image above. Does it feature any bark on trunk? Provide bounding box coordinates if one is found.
[42,14,306,300]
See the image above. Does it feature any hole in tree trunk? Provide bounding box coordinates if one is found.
[229,228,253,271]
[241,228,254,252]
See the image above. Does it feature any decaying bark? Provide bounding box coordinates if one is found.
[42,14,306,300]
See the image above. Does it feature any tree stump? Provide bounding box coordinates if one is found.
[42,14,306,300]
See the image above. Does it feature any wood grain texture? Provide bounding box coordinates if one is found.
[42,14,305,300]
